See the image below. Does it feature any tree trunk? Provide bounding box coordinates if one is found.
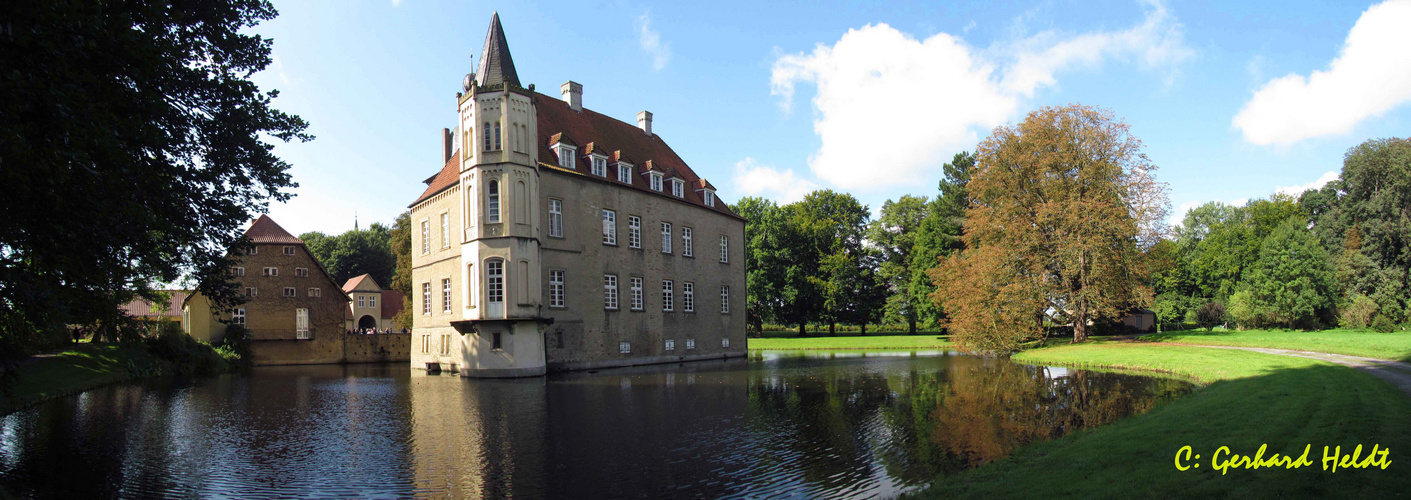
[829,323,836,336]
[1073,309,1088,343]
[798,323,807,337]
[908,318,917,335]
[860,324,867,336]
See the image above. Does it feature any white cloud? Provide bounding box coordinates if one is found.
[1232,0,1411,146]
[1276,171,1339,196]
[732,157,819,204]
[770,0,1192,189]
[392,0,403,6]
[636,12,671,71]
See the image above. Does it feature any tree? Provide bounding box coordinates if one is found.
[1240,217,1336,329]
[732,197,785,336]
[933,105,1169,351]
[869,195,930,333]
[0,1,309,357]
[911,152,976,331]
[299,224,395,288]
[793,190,872,335]
[390,212,413,330]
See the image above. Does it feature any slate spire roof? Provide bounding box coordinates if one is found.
[475,12,520,88]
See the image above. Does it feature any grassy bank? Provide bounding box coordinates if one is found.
[916,341,1411,497]
[748,334,952,350]
[1145,328,1411,362]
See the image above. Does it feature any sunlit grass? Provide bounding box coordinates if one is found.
[1145,328,1411,362]
[1,343,143,415]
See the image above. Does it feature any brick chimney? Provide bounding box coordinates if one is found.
[443,128,453,163]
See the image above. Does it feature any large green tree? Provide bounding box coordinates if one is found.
[869,195,930,333]
[732,197,785,335]
[933,105,1169,351]
[389,212,413,329]
[300,224,395,288]
[910,152,975,331]
[792,190,874,335]
[1236,217,1336,329]
[0,1,308,355]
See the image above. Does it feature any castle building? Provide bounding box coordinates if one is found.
[342,274,405,333]
[409,13,747,377]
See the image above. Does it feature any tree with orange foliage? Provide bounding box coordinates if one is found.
[931,105,1169,351]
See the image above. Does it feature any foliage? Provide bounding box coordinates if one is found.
[731,197,785,334]
[1225,290,1256,329]
[1239,217,1335,329]
[301,223,395,287]
[869,195,931,333]
[143,323,232,377]
[0,1,309,360]
[1372,315,1395,333]
[1194,302,1225,331]
[746,334,951,350]
[909,152,976,332]
[389,212,414,330]
[1339,294,1378,329]
[933,105,1169,351]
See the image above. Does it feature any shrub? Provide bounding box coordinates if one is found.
[143,323,230,377]
[1372,315,1395,333]
[1195,302,1226,331]
[1339,294,1379,329]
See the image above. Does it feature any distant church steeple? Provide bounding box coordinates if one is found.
[475,12,521,88]
[354,211,359,231]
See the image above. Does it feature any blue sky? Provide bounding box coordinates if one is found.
[250,0,1411,236]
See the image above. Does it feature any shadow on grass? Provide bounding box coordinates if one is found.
[916,363,1411,498]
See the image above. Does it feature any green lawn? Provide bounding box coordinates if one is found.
[914,341,1411,498]
[748,334,952,350]
[1145,328,1411,362]
[1,343,144,415]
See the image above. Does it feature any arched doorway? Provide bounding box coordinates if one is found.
[358,315,377,330]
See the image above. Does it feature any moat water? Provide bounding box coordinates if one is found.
[0,350,1191,498]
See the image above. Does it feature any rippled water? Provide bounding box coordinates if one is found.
[0,350,1190,498]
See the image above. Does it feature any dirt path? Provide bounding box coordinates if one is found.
[1152,343,1411,398]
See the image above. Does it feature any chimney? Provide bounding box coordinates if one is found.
[561,81,582,112]
[637,110,653,136]
[443,128,453,163]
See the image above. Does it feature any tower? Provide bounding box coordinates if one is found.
[451,13,549,377]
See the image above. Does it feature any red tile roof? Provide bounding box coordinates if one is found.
[245,215,302,244]
[342,273,378,293]
[120,291,190,319]
[411,92,742,221]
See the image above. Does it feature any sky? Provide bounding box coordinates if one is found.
[248,0,1411,236]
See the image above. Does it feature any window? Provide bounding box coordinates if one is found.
[466,263,476,309]
[494,121,502,150]
[492,332,502,350]
[263,267,278,277]
[591,156,606,176]
[247,246,257,255]
[245,287,257,298]
[369,295,376,308]
[619,341,631,354]
[283,287,295,297]
[486,260,504,305]
[441,212,450,248]
[422,282,432,314]
[628,216,641,248]
[672,179,684,197]
[296,308,309,339]
[549,270,565,308]
[283,246,296,255]
[618,164,633,183]
[722,338,730,348]
[358,296,366,308]
[308,288,321,297]
[630,277,643,310]
[442,278,452,312]
[662,280,674,311]
[604,274,619,310]
[650,173,663,191]
[720,235,729,263]
[295,267,308,277]
[661,222,672,253]
[665,339,675,351]
[686,339,696,350]
[487,180,500,223]
[557,145,576,168]
[483,122,492,151]
[683,227,693,257]
[704,191,715,207]
[422,335,430,353]
[548,199,563,238]
[683,282,694,312]
[421,219,430,254]
[601,209,617,245]
[440,334,451,355]
[721,285,730,314]
[232,308,246,325]
[233,267,245,277]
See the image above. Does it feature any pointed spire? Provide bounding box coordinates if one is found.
[475,12,521,88]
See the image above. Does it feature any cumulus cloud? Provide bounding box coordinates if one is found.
[1276,171,1339,196]
[1233,0,1411,146]
[770,0,1193,189]
[636,12,671,71]
[732,157,819,204]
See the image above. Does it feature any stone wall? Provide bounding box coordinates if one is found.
[250,333,410,366]
[344,333,411,363]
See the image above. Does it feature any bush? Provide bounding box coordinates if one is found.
[214,324,252,368]
[1339,294,1379,329]
[1195,302,1226,331]
[1372,315,1395,333]
[143,323,230,377]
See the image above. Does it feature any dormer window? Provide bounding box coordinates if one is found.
[649,172,663,191]
[591,155,607,177]
[617,164,633,184]
[671,179,684,198]
[703,190,715,207]
[556,145,576,169]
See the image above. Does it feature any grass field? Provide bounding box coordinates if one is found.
[1145,328,1411,362]
[0,343,144,415]
[748,334,952,350]
[916,341,1411,498]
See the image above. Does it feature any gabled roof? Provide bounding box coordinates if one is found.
[475,12,521,89]
[410,154,460,207]
[694,179,717,191]
[342,274,381,293]
[245,215,301,244]
[120,291,190,319]
[382,290,405,319]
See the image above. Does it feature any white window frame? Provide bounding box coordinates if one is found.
[233,267,245,277]
[704,190,715,207]
[665,339,675,351]
[602,209,617,245]
[248,246,257,255]
[722,338,730,348]
[283,246,296,255]
[369,295,377,308]
[283,287,295,297]
[308,287,321,297]
[591,155,607,177]
[358,296,366,308]
[661,222,672,254]
[245,287,257,298]
[650,172,663,191]
[296,308,309,339]
[683,282,694,312]
[232,308,246,325]
[628,216,641,249]
[487,180,501,223]
[441,212,450,249]
[618,164,633,184]
[549,270,565,308]
[630,277,644,311]
[421,219,430,254]
[557,145,577,169]
[721,285,730,314]
[686,339,695,350]
[295,267,308,277]
[671,179,684,197]
[682,227,693,257]
[662,280,674,312]
[619,341,631,354]
[263,267,278,277]
[422,282,432,315]
[720,235,729,263]
[549,199,563,238]
[442,278,452,312]
[604,274,619,310]
[486,260,504,305]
